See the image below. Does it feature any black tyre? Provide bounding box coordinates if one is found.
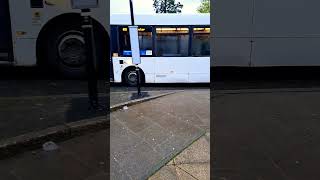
[123,68,144,86]
[44,20,107,79]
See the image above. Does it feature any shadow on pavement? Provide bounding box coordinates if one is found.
[130,92,150,100]
[0,66,108,141]
[65,96,107,123]
[0,95,108,140]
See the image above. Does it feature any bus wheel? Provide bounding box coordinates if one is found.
[44,21,105,79]
[123,68,144,86]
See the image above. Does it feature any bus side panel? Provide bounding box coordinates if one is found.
[252,0,320,66]
[213,0,254,66]
[188,57,210,83]
[112,57,122,83]
[253,0,320,37]
[0,0,12,59]
[252,38,320,66]
[213,0,253,37]
[14,39,37,66]
[212,38,251,66]
[155,57,189,83]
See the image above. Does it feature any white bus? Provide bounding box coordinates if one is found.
[213,0,320,67]
[110,14,210,85]
[0,0,109,78]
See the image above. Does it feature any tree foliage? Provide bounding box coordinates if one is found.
[197,0,210,13]
[153,0,184,13]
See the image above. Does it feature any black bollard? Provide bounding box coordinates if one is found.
[136,65,141,95]
[81,9,99,109]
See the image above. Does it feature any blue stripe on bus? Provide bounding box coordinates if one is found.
[123,50,148,56]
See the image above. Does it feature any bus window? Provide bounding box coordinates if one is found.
[119,26,153,56]
[138,26,153,56]
[110,26,119,57]
[156,27,189,57]
[192,27,210,56]
[118,26,131,56]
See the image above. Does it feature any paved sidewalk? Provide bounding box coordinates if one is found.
[111,90,210,180]
[149,132,210,180]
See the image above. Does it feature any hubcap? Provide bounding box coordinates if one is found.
[58,33,86,67]
[127,71,137,84]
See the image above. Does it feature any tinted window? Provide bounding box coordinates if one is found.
[156,27,189,57]
[118,26,131,56]
[138,26,153,56]
[110,26,119,56]
[192,27,210,56]
[118,26,153,56]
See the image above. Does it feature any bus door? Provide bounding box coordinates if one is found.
[0,0,12,61]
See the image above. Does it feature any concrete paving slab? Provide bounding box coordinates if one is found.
[110,120,142,160]
[174,136,210,165]
[149,134,210,180]
[167,159,174,165]
[154,134,190,158]
[148,165,178,180]
[137,123,172,148]
[110,159,132,180]
[114,109,155,134]
[118,142,162,180]
[111,90,209,180]
[177,163,210,180]
[175,167,198,180]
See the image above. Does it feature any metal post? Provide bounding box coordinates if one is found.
[129,0,141,95]
[81,9,100,109]
[164,0,167,13]
[129,0,135,25]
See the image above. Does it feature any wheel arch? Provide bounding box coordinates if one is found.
[36,13,110,66]
[121,66,146,83]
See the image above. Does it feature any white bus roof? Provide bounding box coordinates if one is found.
[110,14,210,26]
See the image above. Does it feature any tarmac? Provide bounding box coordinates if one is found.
[212,87,320,180]
[0,130,108,180]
